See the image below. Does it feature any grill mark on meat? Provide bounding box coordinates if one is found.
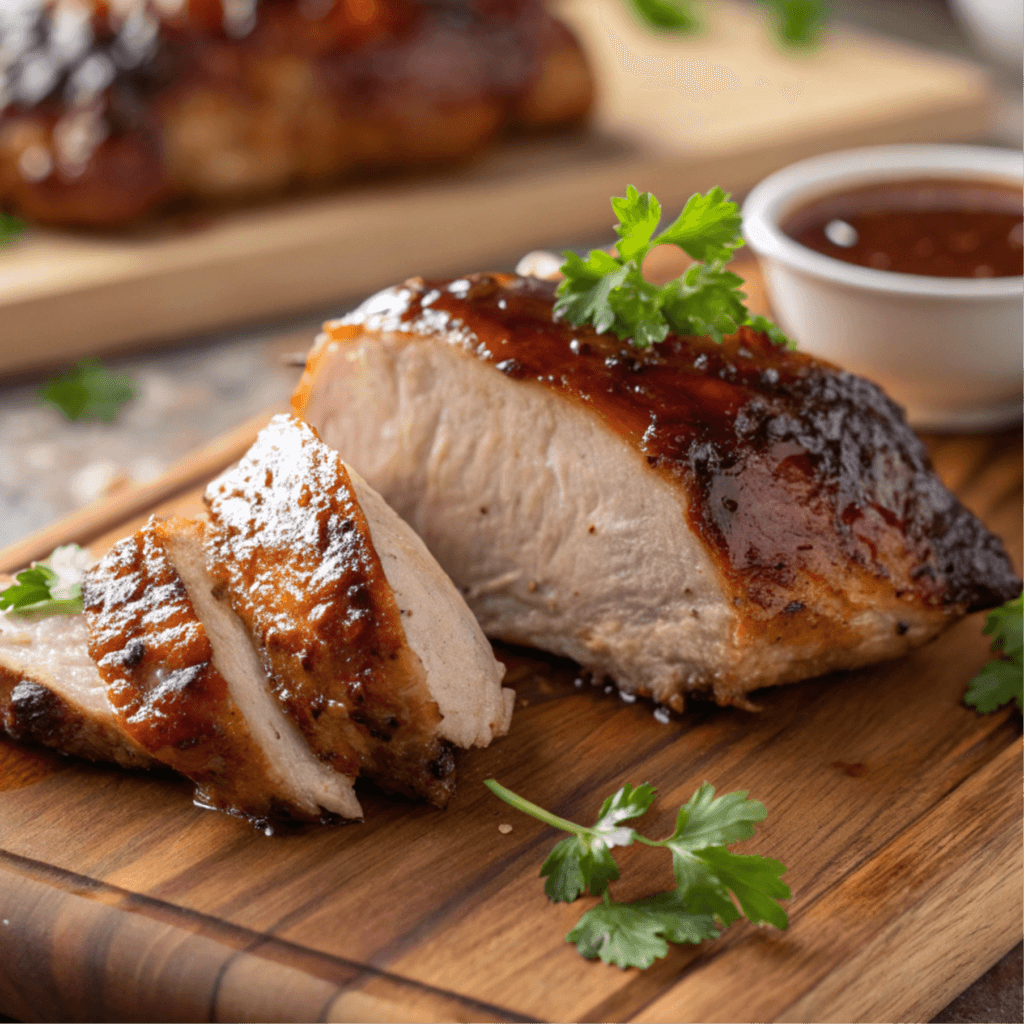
[204,413,456,807]
[332,272,1019,623]
[82,515,354,821]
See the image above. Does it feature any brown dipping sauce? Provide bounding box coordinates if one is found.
[783,178,1023,278]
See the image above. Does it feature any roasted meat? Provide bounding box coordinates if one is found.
[295,272,1022,708]
[203,413,512,807]
[0,605,154,768]
[2,414,510,823]
[0,0,592,227]
[83,515,363,820]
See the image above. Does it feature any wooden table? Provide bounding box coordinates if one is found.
[0,310,1019,1021]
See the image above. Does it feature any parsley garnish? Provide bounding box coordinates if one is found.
[964,594,1023,713]
[554,186,794,350]
[0,213,26,247]
[485,778,789,969]
[0,545,91,617]
[39,359,136,422]
[627,0,826,46]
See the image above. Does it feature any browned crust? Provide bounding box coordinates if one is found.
[308,274,1021,692]
[81,515,300,820]
[0,1,592,227]
[0,663,154,770]
[204,413,455,807]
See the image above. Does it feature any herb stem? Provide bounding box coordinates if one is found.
[483,779,587,836]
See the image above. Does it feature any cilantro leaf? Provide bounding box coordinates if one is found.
[655,187,744,264]
[39,359,136,423]
[670,782,766,850]
[540,782,654,900]
[542,835,621,902]
[554,253,632,338]
[746,313,797,351]
[611,185,662,260]
[693,846,790,928]
[965,594,1023,713]
[758,0,827,47]
[0,566,60,611]
[556,186,792,350]
[0,213,26,247]
[485,777,789,969]
[0,545,91,617]
[568,892,718,969]
[662,264,748,343]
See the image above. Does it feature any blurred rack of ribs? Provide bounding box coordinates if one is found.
[0,0,593,228]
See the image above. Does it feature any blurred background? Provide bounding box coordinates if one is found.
[0,1,1020,1020]
[0,0,1020,549]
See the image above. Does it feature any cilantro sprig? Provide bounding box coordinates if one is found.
[554,186,793,350]
[39,359,136,423]
[0,545,91,617]
[485,778,789,969]
[964,594,1023,713]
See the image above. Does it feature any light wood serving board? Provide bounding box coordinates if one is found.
[0,0,994,377]
[0,272,1021,1022]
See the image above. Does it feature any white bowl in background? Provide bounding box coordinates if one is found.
[741,145,1023,432]
[949,0,1024,72]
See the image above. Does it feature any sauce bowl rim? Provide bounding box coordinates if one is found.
[741,144,1023,300]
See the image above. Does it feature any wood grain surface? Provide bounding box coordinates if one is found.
[0,269,1020,1023]
[0,0,993,377]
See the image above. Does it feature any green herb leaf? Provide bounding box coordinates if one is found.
[39,359,136,423]
[539,782,654,901]
[485,777,789,969]
[656,187,744,264]
[669,782,766,850]
[0,545,91,617]
[758,0,828,46]
[568,892,718,969]
[0,212,26,247]
[556,186,792,351]
[965,594,1023,713]
[626,0,702,32]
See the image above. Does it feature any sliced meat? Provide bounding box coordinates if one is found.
[83,515,362,821]
[204,413,511,807]
[295,272,1022,709]
[0,605,154,769]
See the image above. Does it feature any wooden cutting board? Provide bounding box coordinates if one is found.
[0,277,1021,1021]
[0,0,993,377]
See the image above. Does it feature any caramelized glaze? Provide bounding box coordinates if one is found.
[83,516,283,818]
[0,1,591,226]
[204,413,454,806]
[329,274,1020,628]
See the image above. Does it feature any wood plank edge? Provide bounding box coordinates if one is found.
[0,847,532,1024]
[0,407,283,574]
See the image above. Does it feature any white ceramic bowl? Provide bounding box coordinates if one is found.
[741,145,1023,431]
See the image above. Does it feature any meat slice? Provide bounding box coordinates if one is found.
[203,413,511,807]
[83,515,362,821]
[0,606,154,769]
[295,272,1022,708]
